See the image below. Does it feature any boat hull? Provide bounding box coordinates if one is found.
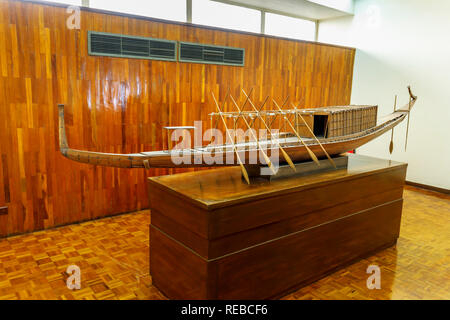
[144,112,407,168]
[60,112,407,168]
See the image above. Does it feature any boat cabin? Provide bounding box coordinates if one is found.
[296,105,378,138]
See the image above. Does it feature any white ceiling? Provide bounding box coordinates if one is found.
[213,0,354,21]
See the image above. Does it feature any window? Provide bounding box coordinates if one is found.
[89,0,187,22]
[192,0,261,33]
[308,0,354,13]
[265,13,316,41]
[40,0,82,5]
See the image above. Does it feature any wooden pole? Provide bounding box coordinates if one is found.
[212,92,250,184]
[241,91,296,171]
[273,99,320,166]
[404,85,417,151]
[210,114,213,133]
[235,88,254,120]
[248,95,269,129]
[213,89,231,133]
[389,95,397,154]
[230,95,276,174]
[266,95,291,128]
[294,103,336,168]
[233,88,254,144]
[278,112,282,137]
[405,96,411,151]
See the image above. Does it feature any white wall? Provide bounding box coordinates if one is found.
[318,0,450,190]
[308,0,354,14]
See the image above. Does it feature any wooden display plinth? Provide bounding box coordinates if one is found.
[148,154,407,300]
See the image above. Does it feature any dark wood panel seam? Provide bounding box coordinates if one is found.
[151,198,403,263]
[1,154,10,203]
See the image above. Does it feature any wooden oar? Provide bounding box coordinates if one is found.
[266,95,292,128]
[273,99,320,166]
[212,92,250,184]
[389,95,397,154]
[404,86,418,151]
[212,88,231,132]
[247,95,269,129]
[405,96,412,151]
[230,95,276,175]
[293,103,336,168]
[235,88,253,120]
[233,88,254,143]
[241,91,296,171]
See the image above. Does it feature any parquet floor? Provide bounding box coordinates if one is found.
[0,186,448,300]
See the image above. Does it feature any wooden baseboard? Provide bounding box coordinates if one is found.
[406,181,450,195]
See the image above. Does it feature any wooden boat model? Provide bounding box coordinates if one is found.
[58,87,417,183]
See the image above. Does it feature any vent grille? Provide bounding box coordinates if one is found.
[88,31,177,61]
[179,42,245,66]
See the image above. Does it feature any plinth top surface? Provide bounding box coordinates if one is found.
[148,154,407,210]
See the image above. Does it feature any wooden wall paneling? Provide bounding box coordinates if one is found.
[0,0,355,237]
